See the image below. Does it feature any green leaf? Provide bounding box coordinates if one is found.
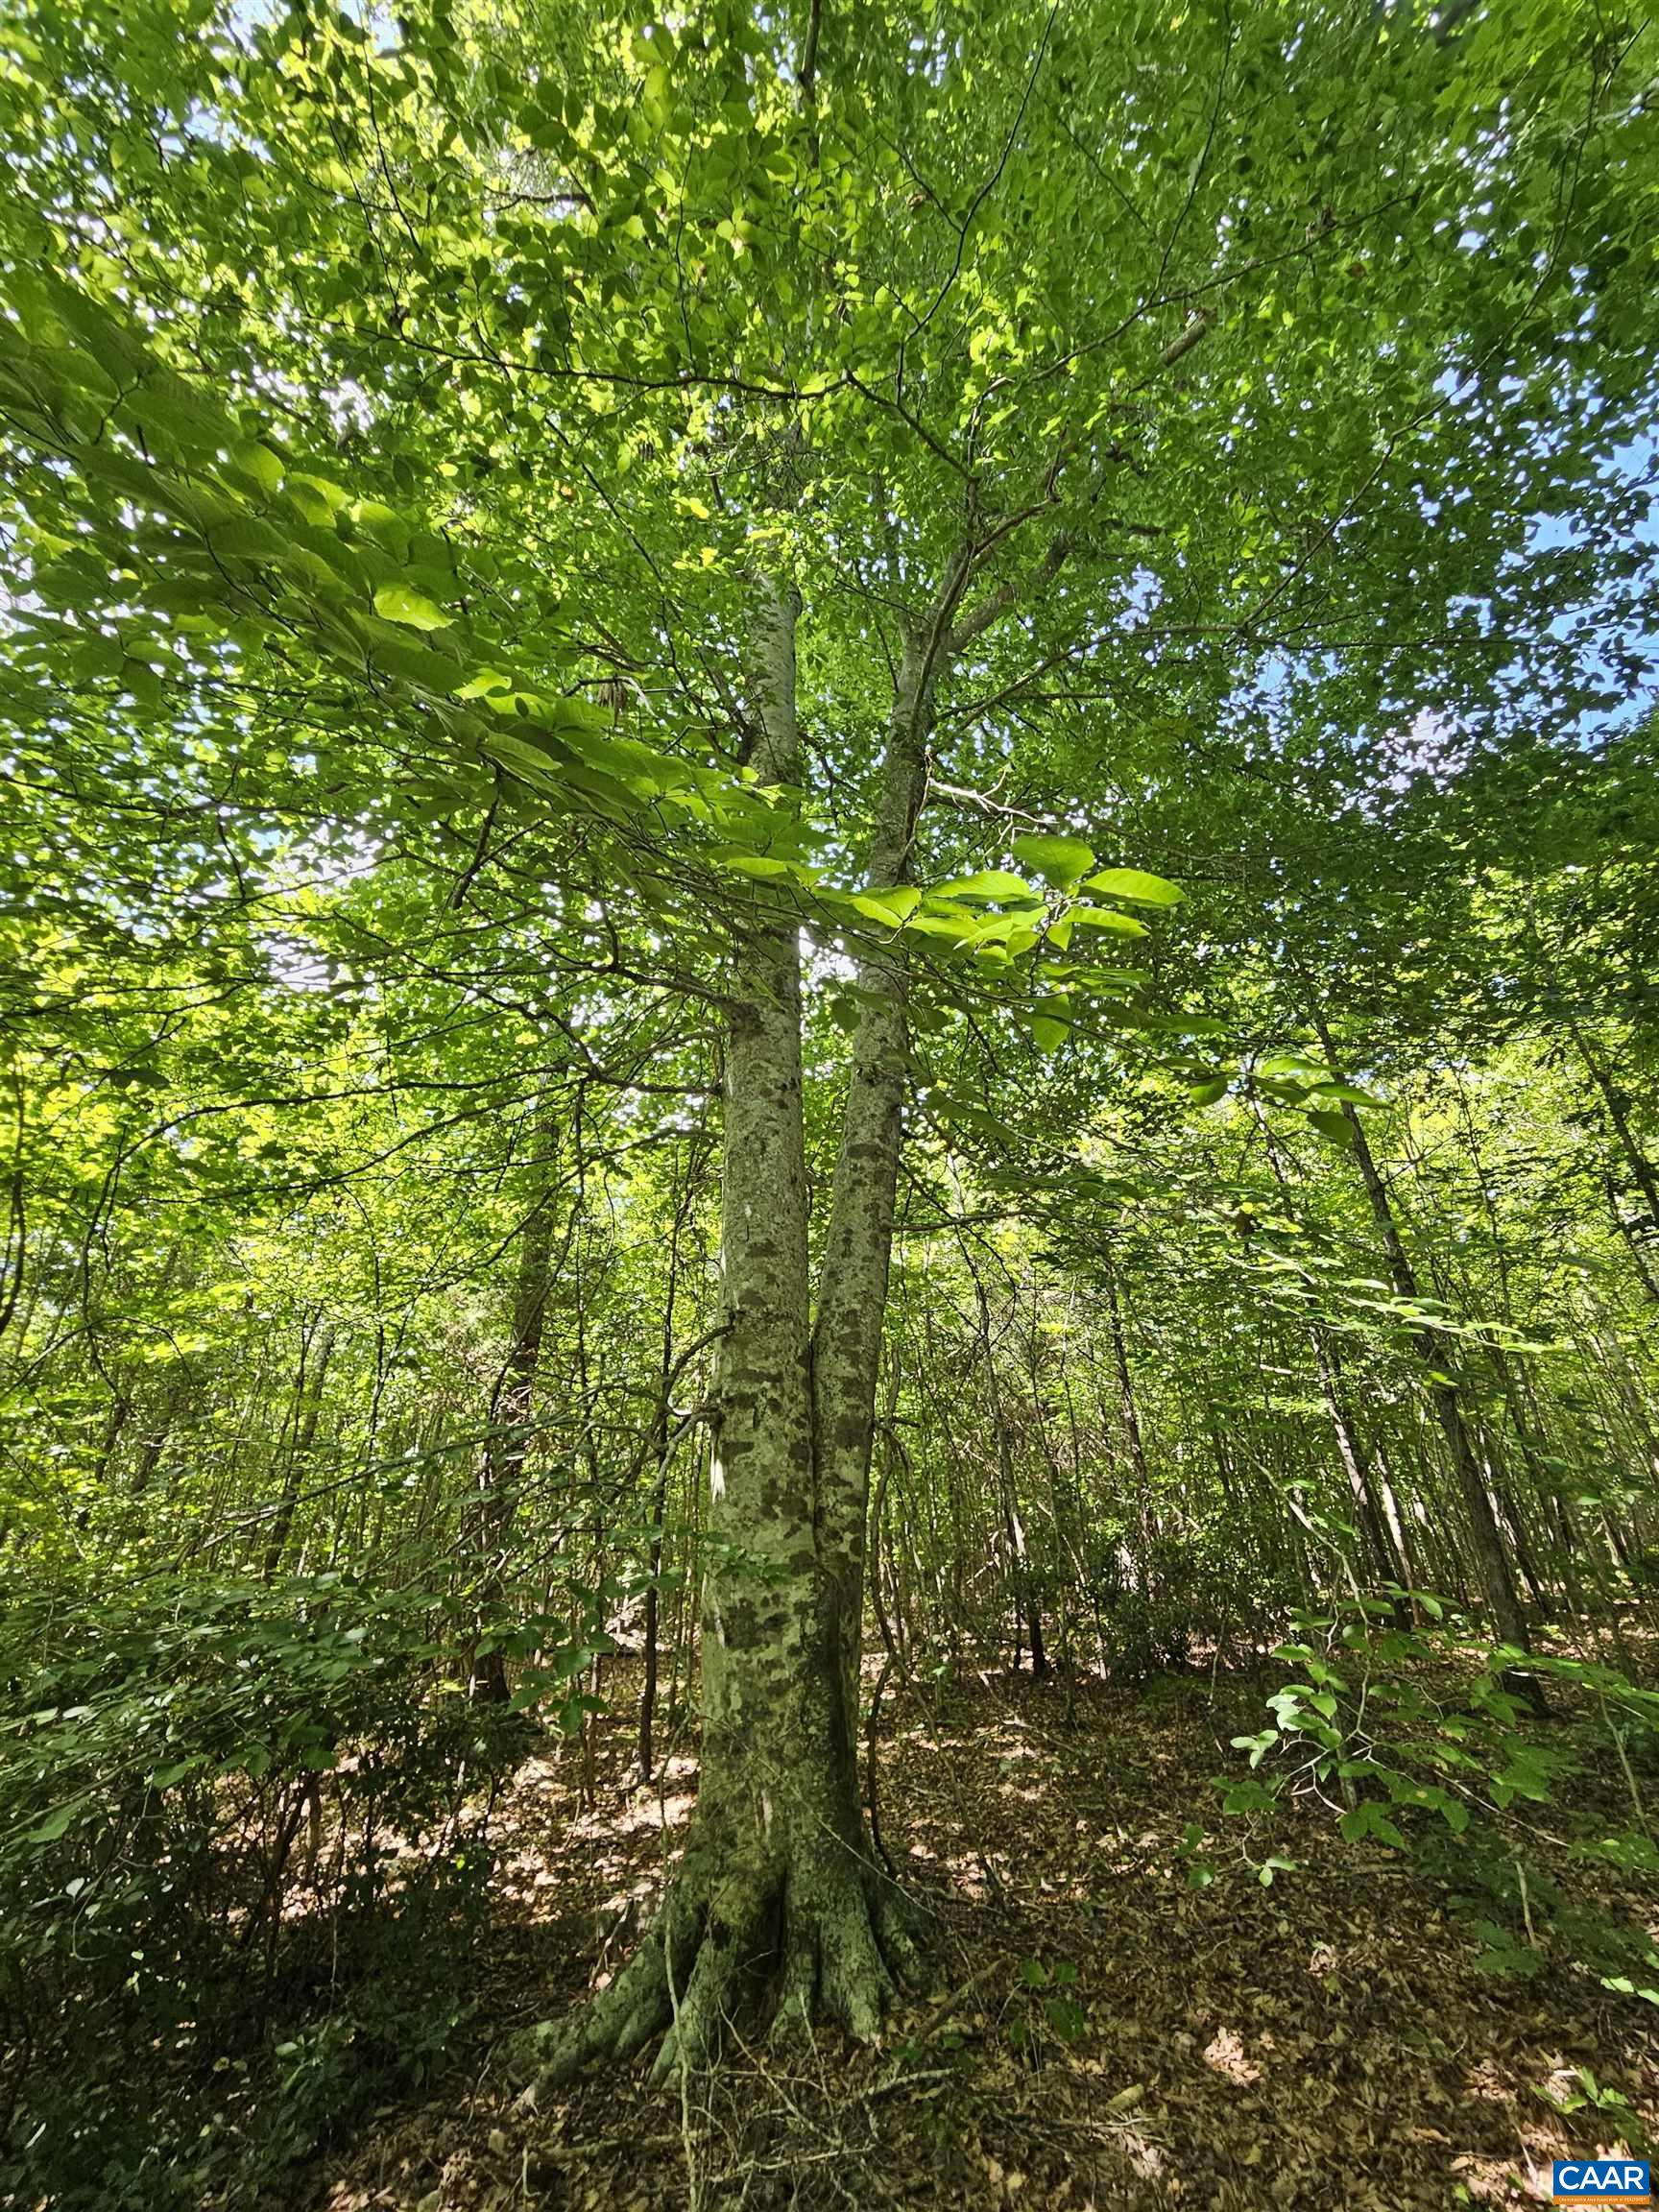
[1338,1802,1406,1849]
[719,854,793,879]
[229,440,284,494]
[1189,1076,1229,1106]
[1082,867,1183,907]
[373,582,453,632]
[1233,1727,1280,1767]
[211,517,289,563]
[486,732,562,788]
[151,1757,203,1789]
[286,470,349,517]
[1012,832,1094,886]
[1308,1108,1355,1147]
[1309,1080,1385,1109]
[1221,1776,1281,1814]
[852,885,923,926]
[1258,1055,1326,1083]
[929,870,1038,905]
[1068,906,1148,938]
[903,912,977,943]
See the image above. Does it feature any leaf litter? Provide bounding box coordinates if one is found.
[292,1667,1658,2212]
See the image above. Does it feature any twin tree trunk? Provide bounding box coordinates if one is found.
[518,578,940,2084]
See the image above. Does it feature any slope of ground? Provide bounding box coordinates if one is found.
[298,1669,1659,2211]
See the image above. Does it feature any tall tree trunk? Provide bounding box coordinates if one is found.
[517,577,916,2089]
[808,620,939,1738]
[1100,1246,1158,1595]
[1367,1431,1418,1593]
[1248,1091,1399,1595]
[639,1138,704,1782]
[1310,1334,1404,1592]
[94,1391,132,1485]
[994,1379,1046,1676]
[1573,1021,1659,1240]
[1603,1170,1659,1302]
[971,1272,1039,1673]
[129,1385,179,1501]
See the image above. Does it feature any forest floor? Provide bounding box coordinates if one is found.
[298,1666,1659,2212]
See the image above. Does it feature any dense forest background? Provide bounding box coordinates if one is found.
[4,0,1659,2204]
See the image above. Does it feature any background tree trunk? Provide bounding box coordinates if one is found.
[261,1318,336,1581]
[1310,1016,1531,1658]
[470,1111,558,1702]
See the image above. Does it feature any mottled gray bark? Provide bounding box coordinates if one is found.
[514,579,920,2091]
[689,573,889,2033]
[809,626,938,1736]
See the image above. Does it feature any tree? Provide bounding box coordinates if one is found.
[3,0,1658,2090]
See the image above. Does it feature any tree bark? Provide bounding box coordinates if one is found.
[515,577,918,2089]
[470,1118,558,1702]
[808,622,939,1736]
[1310,1334,1405,1592]
[639,1138,705,1781]
[1248,1089,1401,1596]
[1573,1021,1659,1241]
[1100,1247,1158,1595]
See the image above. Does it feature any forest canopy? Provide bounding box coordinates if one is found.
[3,0,1659,2204]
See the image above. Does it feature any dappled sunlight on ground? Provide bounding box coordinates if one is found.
[294,1668,1659,2212]
[1200,2026,1262,2087]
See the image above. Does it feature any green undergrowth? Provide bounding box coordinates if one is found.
[1204,1592,1659,2078]
[0,1566,534,2210]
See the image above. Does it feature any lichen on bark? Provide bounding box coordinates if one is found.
[509,573,925,2092]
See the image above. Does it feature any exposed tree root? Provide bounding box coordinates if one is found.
[505,1826,922,2095]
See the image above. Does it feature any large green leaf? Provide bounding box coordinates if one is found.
[929,870,1040,905]
[1069,906,1148,938]
[1012,833,1095,887]
[373,582,454,632]
[1082,868,1184,908]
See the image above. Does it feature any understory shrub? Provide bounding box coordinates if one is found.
[1094,1532,1299,1679]
[1212,1594,1659,2025]
[0,1568,531,2209]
